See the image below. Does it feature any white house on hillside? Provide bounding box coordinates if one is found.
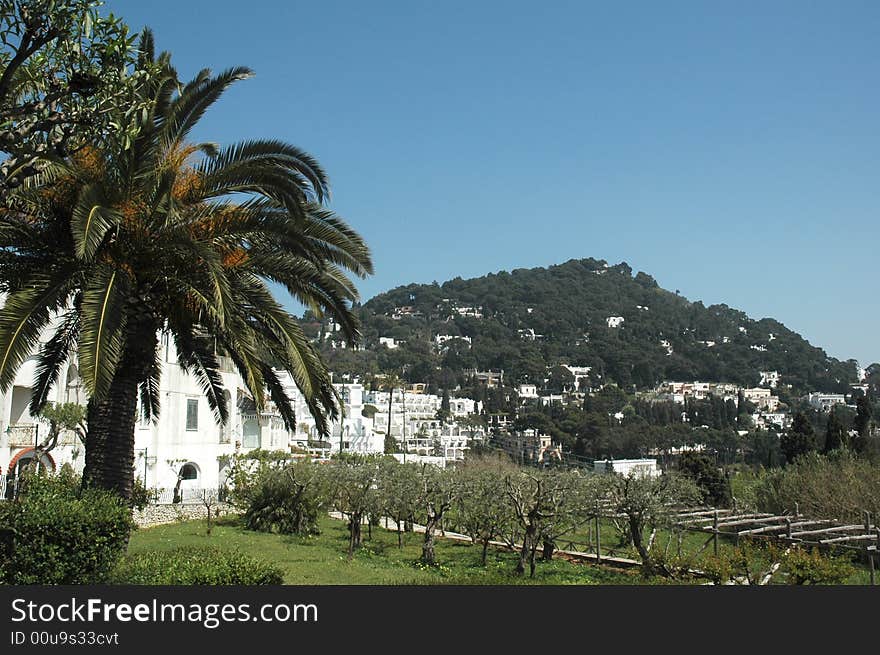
[593,458,660,478]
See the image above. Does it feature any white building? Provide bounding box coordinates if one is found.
[0,325,383,496]
[742,388,780,412]
[593,458,660,478]
[759,371,780,388]
[806,393,846,413]
[433,334,471,349]
[561,365,592,389]
[518,384,538,399]
[454,306,483,319]
[364,389,483,462]
[606,316,625,328]
[1,347,86,492]
[378,336,400,349]
[752,412,791,431]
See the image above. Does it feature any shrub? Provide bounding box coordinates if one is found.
[114,547,283,585]
[0,473,133,584]
[699,540,855,585]
[243,461,326,535]
[752,451,880,522]
[677,451,732,507]
[783,547,855,585]
[130,477,152,511]
[221,449,297,510]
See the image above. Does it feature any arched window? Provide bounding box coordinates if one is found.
[65,364,82,404]
[179,463,199,480]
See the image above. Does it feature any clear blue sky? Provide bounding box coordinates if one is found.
[109,0,880,367]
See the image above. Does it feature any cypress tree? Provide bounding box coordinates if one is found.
[823,408,846,454]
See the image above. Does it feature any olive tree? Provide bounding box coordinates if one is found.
[605,472,701,576]
[537,470,609,561]
[325,455,380,559]
[505,469,580,577]
[415,464,458,566]
[375,457,420,548]
[450,455,517,565]
[34,401,85,464]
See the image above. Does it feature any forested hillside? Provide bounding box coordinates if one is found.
[316,258,859,394]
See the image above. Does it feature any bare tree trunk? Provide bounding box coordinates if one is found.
[349,511,363,554]
[516,525,536,575]
[629,515,655,576]
[542,539,555,561]
[348,512,363,560]
[422,515,438,565]
[481,538,490,565]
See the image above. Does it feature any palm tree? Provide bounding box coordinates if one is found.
[0,32,372,500]
[380,371,402,454]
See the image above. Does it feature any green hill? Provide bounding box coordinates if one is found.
[321,258,858,394]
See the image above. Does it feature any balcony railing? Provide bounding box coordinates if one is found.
[5,424,37,447]
[4,424,81,448]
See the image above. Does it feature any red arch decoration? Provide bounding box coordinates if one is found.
[7,448,56,474]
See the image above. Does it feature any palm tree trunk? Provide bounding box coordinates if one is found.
[83,324,158,502]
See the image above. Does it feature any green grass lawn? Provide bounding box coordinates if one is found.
[128,513,873,585]
[128,514,646,585]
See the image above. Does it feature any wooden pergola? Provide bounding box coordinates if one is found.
[669,506,880,582]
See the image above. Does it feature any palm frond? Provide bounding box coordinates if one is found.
[138,345,163,423]
[30,310,80,414]
[77,266,131,399]
[260,365,298,432]
[160,67,254,148]
[0,276,72,392]
[70,185,121,260]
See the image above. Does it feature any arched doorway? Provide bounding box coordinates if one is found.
[4,448,56,499]
[172,462,200,503]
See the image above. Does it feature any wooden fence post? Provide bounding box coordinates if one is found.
[595,502,601,564]
[873,528,880,586]
[869,544,876,586]
[713,510,719,556]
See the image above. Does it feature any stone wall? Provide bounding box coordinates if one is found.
[133,502,236,528]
